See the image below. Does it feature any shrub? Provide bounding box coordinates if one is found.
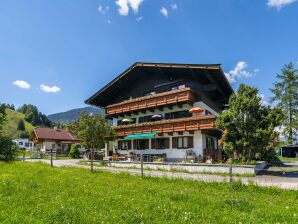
[69,145,80,158]
[0,136,17,161]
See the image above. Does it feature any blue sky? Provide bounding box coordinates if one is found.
[0,0,298,115]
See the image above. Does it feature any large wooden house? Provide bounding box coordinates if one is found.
[85,62,233,162]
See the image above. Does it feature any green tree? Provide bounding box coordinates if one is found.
[217,84,282,163]
[0,104,6,135]
[19,104,52,127]
[69,113,117,172]
[17,119,25,131]
[69,145,80,158]
[270,62,298,144]
[0,136,18,161]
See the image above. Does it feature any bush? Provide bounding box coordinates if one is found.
[0,136,17,161]
[69,145,80,158]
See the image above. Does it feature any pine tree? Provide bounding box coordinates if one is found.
[217,84,283,163]
[17,119,25,131]
[270,62,298,144]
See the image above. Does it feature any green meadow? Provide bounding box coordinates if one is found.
[0,162,297,223]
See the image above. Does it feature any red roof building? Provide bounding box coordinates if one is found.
[29,127,80,153]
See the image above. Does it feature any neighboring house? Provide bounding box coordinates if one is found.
[29,127,80,154]
[85,62,233,162]
[13,138,35,151]
[280,144,298,158]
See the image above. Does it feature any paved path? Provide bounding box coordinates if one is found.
[26,159,298,190]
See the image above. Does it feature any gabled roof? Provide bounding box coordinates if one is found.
[85,62,234,107]
[30,127,79,142]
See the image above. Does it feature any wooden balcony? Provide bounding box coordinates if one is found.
[106,88,196,116]
[114,115,218,137]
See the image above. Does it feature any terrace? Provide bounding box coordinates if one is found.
[114,115,218,137]
[106,88,196,116]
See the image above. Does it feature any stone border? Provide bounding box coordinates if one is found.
[100,161,267,175]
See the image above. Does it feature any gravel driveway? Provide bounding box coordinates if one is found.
[26,159,298,190]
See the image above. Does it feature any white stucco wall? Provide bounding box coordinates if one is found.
[116,131,205,161]
[193,101,219,116]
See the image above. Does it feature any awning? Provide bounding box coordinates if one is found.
[124,132,157,140]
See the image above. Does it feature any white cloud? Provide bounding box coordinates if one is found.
[98,5,109,14]
[40,84,61,93]
[160,7,168,17]
[224,61,258,83]
[267,0,297,9]
[115,0,144,16]
[136,16,143,22]
[258,94,269,106]
[13,80,31,89]
[171,3,178,10]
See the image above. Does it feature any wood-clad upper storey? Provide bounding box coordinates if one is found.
[85,62,234,112]
[106,88,196,116]
[114,115,218,137]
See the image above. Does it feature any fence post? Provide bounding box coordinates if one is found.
[23,150,25,162]
[90,149,94,173]
[50,148,53,167]
[141,154,144,179]
[229,157,233,189]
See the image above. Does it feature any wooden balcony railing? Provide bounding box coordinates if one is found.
[114,115,217,137]
[106,88,196,116]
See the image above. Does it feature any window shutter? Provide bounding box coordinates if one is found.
[165,138,169,148]
[151,139,156,149]
[188,136,194,148]
[172,137,177,149]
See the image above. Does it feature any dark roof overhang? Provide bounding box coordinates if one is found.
[85,62,234,107]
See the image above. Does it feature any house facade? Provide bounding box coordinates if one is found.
[13,138,35,151]
[29,127,80,154]
[85,62,233,162]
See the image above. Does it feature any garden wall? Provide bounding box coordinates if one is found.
[102,161,267,175]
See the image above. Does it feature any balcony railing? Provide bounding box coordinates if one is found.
[106,88,196,116]
[114,115,217,137]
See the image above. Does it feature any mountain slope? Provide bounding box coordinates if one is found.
[47,106,104,124]
[2,109,34,138]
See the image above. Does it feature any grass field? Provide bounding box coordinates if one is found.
[0,162,297,223]
[277,156,298,162]
[2,108,33,138]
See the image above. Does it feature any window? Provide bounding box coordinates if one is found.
[52,144,55,148]
[151,138,169,149]
[133,139,149,150]
[165,110,192,120]
[118,140,131,150]
[29,143,32,147]
[172,110,192,119]
[172,136,193,149]
[205,110,212,115]
[206,136,215,149]
[178,137,188,149]
[25,143,29,147]
[19,142,23,145]
[138,115,152,123]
